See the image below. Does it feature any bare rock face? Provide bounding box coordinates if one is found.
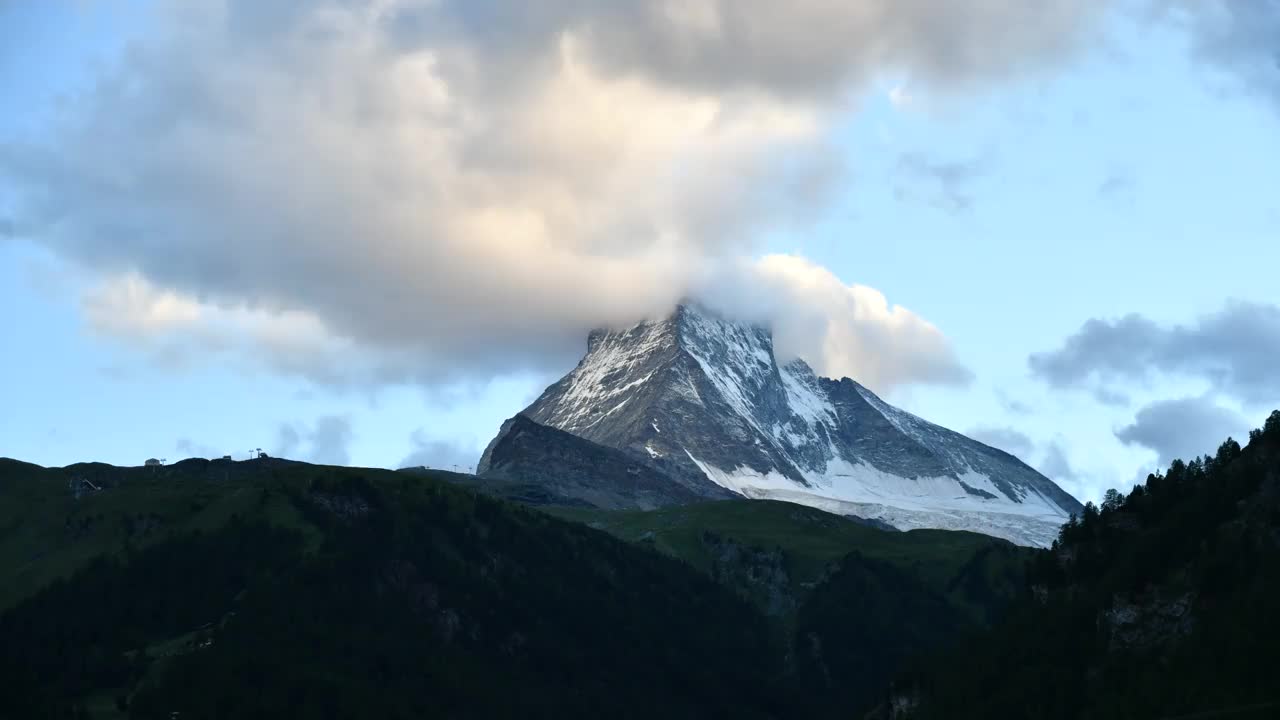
[477,414,725,510]
[491,303,1083,546]
[1102,590,1196,651]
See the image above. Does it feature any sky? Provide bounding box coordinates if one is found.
[2,0,1279,505]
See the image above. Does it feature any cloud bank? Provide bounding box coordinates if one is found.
[1029,302,1280,405]
[1161,0,1280,112]
[2,0,1110,392]
[1115,396,1249,466]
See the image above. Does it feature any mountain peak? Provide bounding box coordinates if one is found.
[506,304,1081,546]
[585,302,766,350]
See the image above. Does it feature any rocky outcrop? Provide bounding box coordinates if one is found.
[1102,589,1195,651]
[701,531,796,618]
[477,414,725,510]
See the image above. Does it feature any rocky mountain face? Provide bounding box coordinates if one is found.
[483,304,1082,546]
[476,414,728,510]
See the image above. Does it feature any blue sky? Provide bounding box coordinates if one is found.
[3,1,1278,505]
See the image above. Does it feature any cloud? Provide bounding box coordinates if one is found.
[1036,441,1108,507]
[995,389,1033,415]
[276,424,301,459]
[276,415,354,465]
[888,83,914,109]
[1160,0,1280,112]
[428,1,1109,99]
[1092,386,1132,407]
[81,272,397,383]
[1114,396,1249,465]
[967,426,1035,459]
[1038,442,1079,484]
[398,429,481,471]
[1029,302,1280,406]
[309,416,355,465]
[175,437,222,459]
[2,0,1109,392]
[83,273,205,339]
[698,254,973,390]
[894,151,991,213]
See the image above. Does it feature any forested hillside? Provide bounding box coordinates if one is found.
[0,457,1024,719]
[888,412,1280,719]
[0,463,781,719]
[8,410,1273,719]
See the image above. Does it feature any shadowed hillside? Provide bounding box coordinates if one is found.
[882,411,1280,720]
[0,456,1031,718]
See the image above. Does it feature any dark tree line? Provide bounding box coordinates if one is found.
[891,411,1280,720]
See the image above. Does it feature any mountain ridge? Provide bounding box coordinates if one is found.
[498,303,1082,546]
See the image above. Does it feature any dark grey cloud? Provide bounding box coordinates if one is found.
[276,415,354,466]
[398,429,481,472]
[0,0,1109,392]
[1115,396,1249,465]
[1162,0,1280,112]
[967,426,1035,459]
[1029,302,1280,406]
[894,152,991,213]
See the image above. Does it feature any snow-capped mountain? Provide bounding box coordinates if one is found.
[489,304,1082,546]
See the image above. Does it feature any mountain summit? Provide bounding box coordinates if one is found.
[483,304,1082,546]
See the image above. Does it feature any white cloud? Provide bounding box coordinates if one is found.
[3,0,1110,392]
[888,84,914,108]
[696,254,972,390]
[82,274,203,339]
[81,273,392,383]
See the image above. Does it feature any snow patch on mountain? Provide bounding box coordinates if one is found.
[687,451,1069,546]
[758,490,1066,548]
[515,303,1083,547]
[779,360,838,429]
[680,310,776,439]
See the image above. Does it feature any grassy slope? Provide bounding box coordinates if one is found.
[0,458,323,611]
[547,499,1032,620]
[2,458,1030,617]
